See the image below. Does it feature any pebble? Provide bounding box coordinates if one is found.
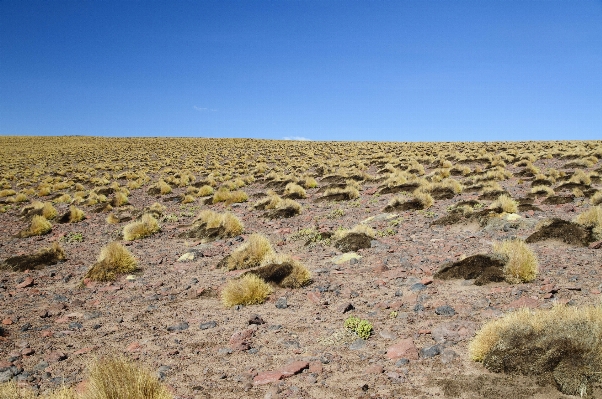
[420,344,442,358]
[435,305,456,316]
[275,297,288,309]
[386,338,419,360]
[349,338,366,350]
[199,321,218,330]
[166,322,189,332]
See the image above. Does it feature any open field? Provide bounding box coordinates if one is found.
[1,136,602,398]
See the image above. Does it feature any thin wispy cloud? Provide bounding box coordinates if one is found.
[193,106,217,112]
[282,136,311,141]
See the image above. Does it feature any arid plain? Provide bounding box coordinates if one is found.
[1,137,602,398]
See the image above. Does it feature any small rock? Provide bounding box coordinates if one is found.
[21,348,34,356]
[386,338,419,360]
[166,322,189,332]
[349,338,366,350]
[275,297,288,309]
[229,329,254,351]
[16,277,34,289]
[253,371,284,385]
[435,305,456,316]
[364,364,384,374]
[419,344,442,358]
[199,321,218,330]
[280,361,309,377]
[0,369,13,383]
[69,322,83,330]
[394,358,409,366]
[248,315,265,325]
[440,348,458,364]
[2,318,13,325]
[45,351,67,363]
[338,302,354,313]
[589,240,602,249]
[410,283,427,292]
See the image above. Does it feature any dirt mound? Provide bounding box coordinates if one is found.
[315,192,355,202]
[479,190,509,200]
[177,223,226,242]
[556,182,590,191]
[245,262,294,285]
[525,218,594,246]
[430,187,457,200]
[383,199,425,211]
[1,244,65,272]
[263,207,299,219]
[434,254,506,285]
[518,204,542,212]
[378,183,420,195]
[542,195,574,205]
[482,331,601,396]
[334,232,373,252]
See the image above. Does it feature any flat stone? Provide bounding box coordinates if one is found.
[253,371,284,385]
[331,252,362,265]
[386,338,419,360]
[248,315,265,325]
[590,240,602,249]
[338,302,354,313]
[16,277,34,289]
[280,361,309,377]
[435,305,456,316]
[45,351,67,363]
[349,338,366,350]
[364,364,384,374]
[229,328,254,351]
[177,252,195,262]
[420,344,442,358]
[440,348,459,364]
[200,321,218,330]
[166,322,189,332]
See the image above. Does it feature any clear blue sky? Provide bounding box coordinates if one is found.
[1,1,601,141]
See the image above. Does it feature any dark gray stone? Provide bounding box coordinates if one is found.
[199,321,217,330]
[349,338,366,350]
[275,297,288,309]
[410,283,427,292]
[69,322,83,330]
[435,305,456,316]
[167,322,189,332]
[420,344,442,358]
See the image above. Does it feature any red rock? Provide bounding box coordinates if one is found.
[73,347,95,356]
[41,330,53,338]
[418,329,431,335]
[0,360,12,368]
[589,240,602,249]
[308,361,323,374]
[16,277,34,289]
[307,291,322,304]
[506,296,539,310]
[540,283,556,293]
[253,371,284,385]
[421,277,433,285]
[280,361,309,377]
[45,351,67,363]
[364,364,384,374]
[21,348,35,356]
[229,329,254,351]
[386,338,419,360]
[2,318,13,325]
[543,293,554,299]
[591,289,601,295]
[126,342,142,352]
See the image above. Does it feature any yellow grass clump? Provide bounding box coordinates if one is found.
[181,194,196,204]
[196,210,244,237]
[261,253,312,288]
[413,190,434,209]
[574,206,602,239]
[123,214,160,241]
[197,185,214,196]
[591,191,602,206]
[226,233,275,270]
[283,182,307,198]
[67,205,86,223]
[491,194,518,213]
[0,189,16,197]
[221,274,273,307]
[0,381,75,399]
[212,187,248,204]
[19,215,52,237]
[84,241,137,282]
[111,191,129,207]
[492,239,538,283]
[333,223,376,241]
[301,176,318,189]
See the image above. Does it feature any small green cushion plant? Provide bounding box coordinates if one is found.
[344,316,373,339]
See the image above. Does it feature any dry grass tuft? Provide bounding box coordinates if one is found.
[221,274,273,307]
[123,214,160,241]
[212,187,248,204]
[111,191,129,207]
[591,191,602,206]
[81,357,172,399]
[67,205,86,223]
[333,223,376,241]
[226,233,274,270]
[413,190,434,209]
[195,210,244,237]
[469,304,602,396]
[197,185,214,196]
[492,239,538,283]
[18,215,52,237]
[574,206,602,239]
[0,381,75,399]
[283,182,307,198]
[491,194,518,213]
[84,241,137,282]
[260,253,312,288]
[181,194,195,204]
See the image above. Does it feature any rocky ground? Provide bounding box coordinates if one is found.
[1,153,601,399]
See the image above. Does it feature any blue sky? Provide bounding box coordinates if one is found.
[1,1,601,141]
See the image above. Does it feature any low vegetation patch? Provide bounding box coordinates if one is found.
[469,304,602,396]
[84,241,137,282]
[221,274,273,307]
[123,213,160,240]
